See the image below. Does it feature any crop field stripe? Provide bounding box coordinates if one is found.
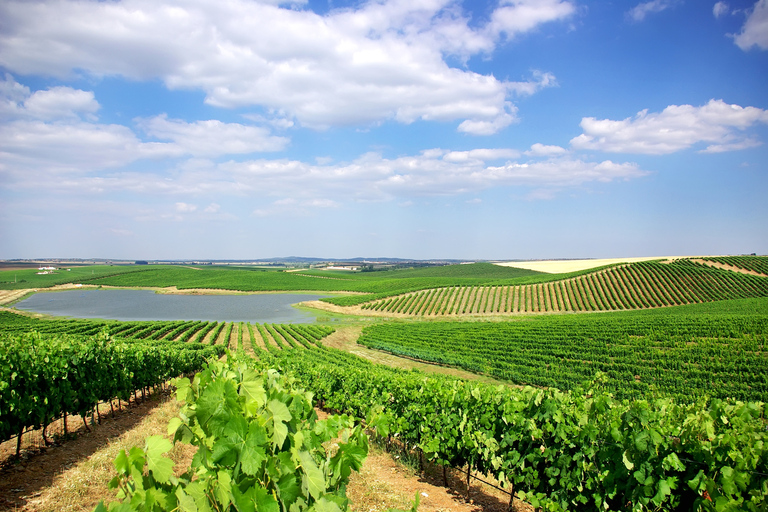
[648,266,682,305]
[466,287,477,313]
[610,269,636,308]
[272,325,299,349]
[628,266,660,307]
[390,293,407,313]
[424,288,440,315]
[646,265,678,305]
[448,286,462,315]
[420,288,437,315]
[608,270,631,309]
[588,274,608,310]
[247,323,263,352]
[584,274,611,311]
[632,265,662,307]
[565,279,582,311]
[542,283,552,312]
[446,286,460,314]
[666,266,697,303]
[500,285,508,312]
[598,272,618,309]
[397,292,415,313]
[548,283,559,312]
[264,324,287,349]
[476,286,488,314]
[491,286,501,313]
[570,279,586,311]
[618,266,647,308]
[595,272,618,309]
[256,324,278,353]
[409,291,425,314]
[474,286,485,314]
[459,286,473,314]
[421,289,436,314]
[482,286,493,313]
[413,291,428,314]
[577,278,593,311]
[644,264,674,305]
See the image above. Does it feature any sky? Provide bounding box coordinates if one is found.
[1,0,767,261]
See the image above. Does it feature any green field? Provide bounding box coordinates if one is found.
[2,257,768,511]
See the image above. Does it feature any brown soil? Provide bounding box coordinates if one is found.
[0,284,99,307]
[0,391,190,512]
[322,326,510,387]
[692,259,767,276]
[0,387,528,512]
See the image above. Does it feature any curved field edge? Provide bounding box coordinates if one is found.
[356,260,768,315]
[355,297,768,402]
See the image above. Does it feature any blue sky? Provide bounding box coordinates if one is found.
[1,0,767,260]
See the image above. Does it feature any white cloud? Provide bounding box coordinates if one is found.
[4,145,647,207]
[627,0,675,22]
[713,2,730,18]
[457,104,518,135]
[0,0,574,134]
[734,0,768,50]
[175,202,197,213]
[1,74,99,120]
[570,99,768,154]
[507,71,557,96]
[23,87,100,120]
[0,119,179,177]
[489,0,576,39]
[139,115,289,156]
[442,148,520,162]
[222,150,647,201]
[525,143,567,156]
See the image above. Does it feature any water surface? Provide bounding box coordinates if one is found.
[15,289,331,323]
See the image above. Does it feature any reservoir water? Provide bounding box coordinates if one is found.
[14,289,332,323]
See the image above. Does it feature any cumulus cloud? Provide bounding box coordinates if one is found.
[0,0,575,134]
[525,143,567,156]
[570,99,768,154]
[0,120,178,177]
[627,0,676,22]
[734,0,768,50]
[139,115,289,156]
[488,0,576,39]
[0,74,99,120]
[713,1,730,18]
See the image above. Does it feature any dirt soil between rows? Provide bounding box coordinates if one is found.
[1,391,529,512]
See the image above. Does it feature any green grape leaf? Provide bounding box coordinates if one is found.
[144,436,175,484]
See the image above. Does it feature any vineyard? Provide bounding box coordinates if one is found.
[357,302,768,402]
[0,312,335,452]
[701,255,768,276]
[2,257,768,511]
[248,338,768,512]
[360,260,768,315]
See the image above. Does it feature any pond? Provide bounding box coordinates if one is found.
[14,289,332,323]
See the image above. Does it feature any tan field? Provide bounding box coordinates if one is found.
[494,256,702,274]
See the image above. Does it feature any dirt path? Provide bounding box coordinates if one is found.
[322,326,510,387]
[0,392,192,512]
[0,386,527,512]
